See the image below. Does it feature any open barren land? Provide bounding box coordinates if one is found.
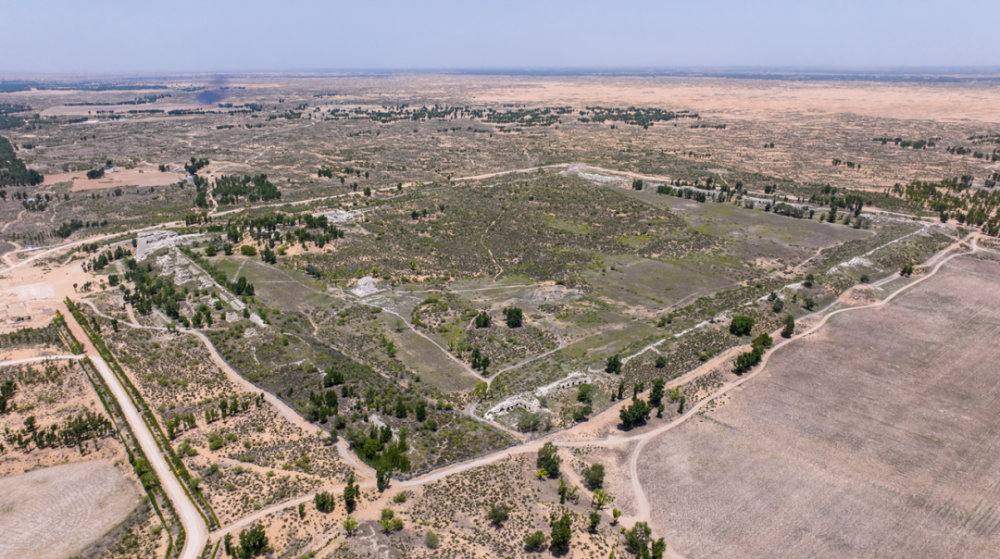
[640,253,1000,559]
[0,459,140,559]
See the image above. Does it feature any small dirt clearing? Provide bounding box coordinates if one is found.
[638,254,1000,558]
[0,460,140,559]
[40,168,183,190]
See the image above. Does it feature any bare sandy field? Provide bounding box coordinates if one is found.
[461,76,1000,123]
[0,460,140,559]
[40,168,182,190]
[639,254,1000,558]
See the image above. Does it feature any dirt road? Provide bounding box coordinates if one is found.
[88,351,208,559]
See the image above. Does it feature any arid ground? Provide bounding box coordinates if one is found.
[639,252,1000,558]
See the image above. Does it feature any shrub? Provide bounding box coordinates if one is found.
[240,245,257,257]
[425,530,439,549]
[525,530,549,550]
[488,503,511,524]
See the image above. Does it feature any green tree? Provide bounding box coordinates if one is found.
[648,379,665,406]
[236,523,270,559]
[343,472,359,512]
[655,355,666,368]
[589,511,601,533]
[314,491,336,513]
[781,314,795,338]
[606,354,622,374]
[550,513,572,551]
[620,397,652,429]
[901,264,915,277]
[592,488,613,509]
[503,307,523,327]
[625,522,652,556]
[537,442,561,477]
[582,463,605,489]
[730,315,754,336]
[380,508,403,533]
[804,273,815,288]
[343,515,358,535]
[475,311,492,328]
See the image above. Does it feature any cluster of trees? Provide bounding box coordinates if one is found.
[165,413,196,439]
[54,219,107,238]
[184,250,256,297]
[121,259,184,318]
[484,107,560,127]
[213,174,281,205]
[3,411,112,453]
[873,137,934,149]
[735,332,773,374]
[0,137,43,186]
[584,106,684,128]
[626,521,667,559]
[470,347,491,373]
[345,423,411,490]
[184,157,210,175]
[620,391,652,429]
[88,245,131,271]
[773,202,808,219]
[306,389,340,424]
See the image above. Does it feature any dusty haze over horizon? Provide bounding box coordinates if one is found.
[2,0,998,73]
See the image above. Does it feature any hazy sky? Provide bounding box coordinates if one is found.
[4,0,998,74]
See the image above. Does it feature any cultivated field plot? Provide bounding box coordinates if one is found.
[0,459,140,559]
[640,253,1000,558]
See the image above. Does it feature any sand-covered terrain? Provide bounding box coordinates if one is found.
[0,460,140,559]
